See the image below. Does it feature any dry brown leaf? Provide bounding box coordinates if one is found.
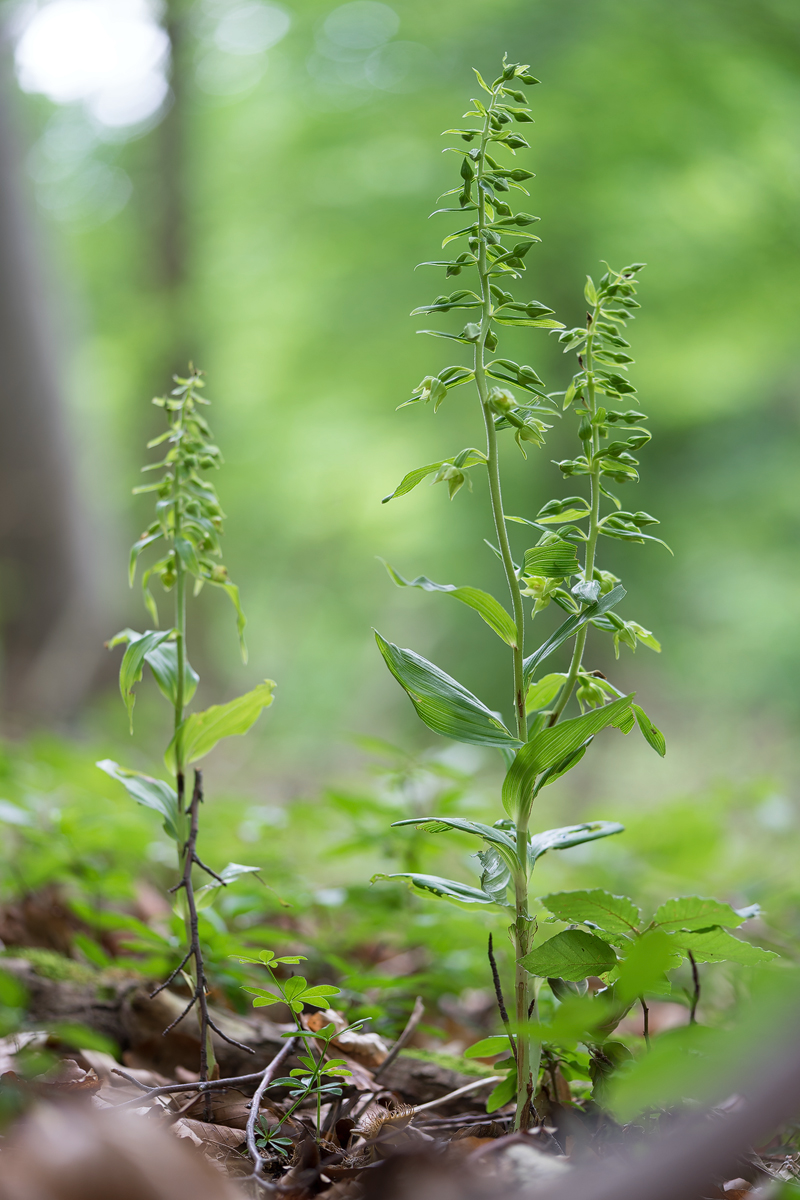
[172,1118,246,1151]
[304,1009,388,1070]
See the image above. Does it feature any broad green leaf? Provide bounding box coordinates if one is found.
[117,629,173,731]
[477,847,512,907]
[526,673,566,712]
[486,1070,517,1113]
[519,929,617,981]
[145,639,199,708]
[374,872,499,908]
[502,695,633,816]
[375,632,521,749]
[540,889,641,935]
[529,821,625,864]
[633,703,666,756]
[97,760,182,842]
[464,1035,512,1059]
[671,927,777,966]
[522,586,626,688]
[523,541,581,579]
[615,930,680,1003]
[651,896,744,934]
[383,562,518,647]
[301,985,342,1006]
[535,742,589,789]
[165,681,275,773]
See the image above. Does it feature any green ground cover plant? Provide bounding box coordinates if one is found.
[372,56,775,1127]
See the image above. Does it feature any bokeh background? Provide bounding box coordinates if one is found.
[0,0,798,1027]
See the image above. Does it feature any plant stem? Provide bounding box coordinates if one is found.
[549,306,601,725]
[641,996,651,1049]
[474,85,537,1129]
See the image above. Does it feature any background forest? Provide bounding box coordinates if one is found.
[0,0,798,1045]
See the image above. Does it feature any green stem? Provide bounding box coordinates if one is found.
[549,304,601,724]
[474,86,536,1129]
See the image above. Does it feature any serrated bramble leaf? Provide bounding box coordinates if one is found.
[651,897,744,934]
[519,929,617,980]
[671,927,777,966]
[540,889,641,935]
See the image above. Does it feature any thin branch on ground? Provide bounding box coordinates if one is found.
[411,1075,502,1115]
[373,995,425,1080]
[109,1066,285,1109]
[149,947,193,999]
[245,1038,298,1192]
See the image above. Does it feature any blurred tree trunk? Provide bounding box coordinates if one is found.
[0,52,101,721]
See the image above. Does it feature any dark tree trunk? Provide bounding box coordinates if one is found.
[0,48,102,720]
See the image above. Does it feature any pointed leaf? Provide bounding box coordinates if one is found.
[519,929,617,981]
[165,681,276,773]
[383,562,518,647]
[117,629,173,731]
[391,816,517,860]
[502,695,633,816]
[208,579,248,662]
[464,1035,512,1059]
[616,930,681,1003]
[375,632,521,749]
[540,889,641,935]
[651,896,744,934]
[633,704,666,756]
[522,586,626,688]
[529,821,625,863]
[374,872,499,908]
[97,760,182,842]
[486,1070,517,1113]
[144,639,199,708]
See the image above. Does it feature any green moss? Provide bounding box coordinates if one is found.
[399,1047,495,1078]
[2,949,97,985]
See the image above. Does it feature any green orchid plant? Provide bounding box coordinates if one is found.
[373,59,670,1128]
[98,367,275,1085]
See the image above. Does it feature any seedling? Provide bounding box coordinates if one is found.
[98,367,275,1087]
[236,949,361,1140]
[373,59,669,1126]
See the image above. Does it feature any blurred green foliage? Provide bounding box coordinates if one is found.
[11,0,795,800]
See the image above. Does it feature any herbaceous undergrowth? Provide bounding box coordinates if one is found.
[373,58,668,1127]
[98,368,275,1089]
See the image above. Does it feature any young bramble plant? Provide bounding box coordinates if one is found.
[373,59,670,1128]
[97,367,275,1088]
[236,949,362,1141]
[463,890,777,1110]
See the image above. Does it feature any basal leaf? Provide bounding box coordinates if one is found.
[375,632,521,749]
[374,872,499,907]
[519,929,617,981]
[165,681,276,773]
[651,897,744,934]
[97,760,182,842]
[383,562,518,647]
[540,889,641,935]
[502,695,633,816]
[486,1070,517,1113]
